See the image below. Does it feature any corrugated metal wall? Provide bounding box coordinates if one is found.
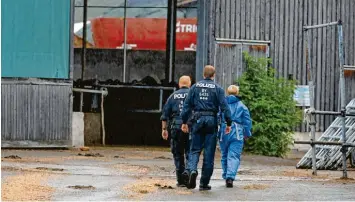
[201,0,355,132]
[1,82,72,147]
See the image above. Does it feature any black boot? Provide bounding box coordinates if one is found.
[181,171,189,187]
[199,184,212,191]
[176,172,186,187]
[226,178,233,188]
[187,171,198,189]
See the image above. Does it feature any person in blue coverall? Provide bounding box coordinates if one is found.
[181,65,232,191]
[218,85,252,188]
[161,76,192,187]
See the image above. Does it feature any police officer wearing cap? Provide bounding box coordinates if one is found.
[181,65,232,191]
[161,75,192,187]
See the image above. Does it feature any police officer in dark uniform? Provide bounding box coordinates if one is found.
[161,75,192,187]
[181,65,232,191]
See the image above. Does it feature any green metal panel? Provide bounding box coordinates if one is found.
[1,0,71,79]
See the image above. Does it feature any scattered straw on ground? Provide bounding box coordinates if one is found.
[1,155,113,164]
[327,177,355,184]
[81,146,170,152]
[2,156,65,164]
[79,147,90,151]
[274,169,329,179]
[281,170,314,177]
[68,146,172,160]
[242,184,271,190]
[2,173,56,201]
[1,166,23,172]
[112,164,151,175]
[36,167,64,172]
[171,189,193,195]
[109,152,172,160]
[2,166,70,176]
[122,178,175,199]
[2,147,174,162]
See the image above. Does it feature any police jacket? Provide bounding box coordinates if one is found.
[218,95,252,138]
[160,87,189,124]
[181,78,232,126]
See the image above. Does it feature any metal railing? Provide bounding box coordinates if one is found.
[73,87,108,146]
[98,84,176,113]
[294,20,355,178]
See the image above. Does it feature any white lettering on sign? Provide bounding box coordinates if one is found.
[176,21,197,33]
[174,93,187,99]
[116,43,137,49]
[196,83,216,88]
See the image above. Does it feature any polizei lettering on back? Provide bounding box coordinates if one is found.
[174,93,188,99]
[195,83,216,88]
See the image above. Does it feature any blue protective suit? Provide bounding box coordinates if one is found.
[161,87,190,176]
[218,95,252,181]
[181,78,232,186]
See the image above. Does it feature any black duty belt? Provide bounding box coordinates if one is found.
[196,111,217,116]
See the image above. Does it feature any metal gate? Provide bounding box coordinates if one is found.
[213,38,270,89]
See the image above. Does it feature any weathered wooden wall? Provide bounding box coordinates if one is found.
[197,0,355,132]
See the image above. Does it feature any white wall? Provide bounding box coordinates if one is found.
[72,112,84,147]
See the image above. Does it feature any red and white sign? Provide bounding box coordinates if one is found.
[75,18,197,51]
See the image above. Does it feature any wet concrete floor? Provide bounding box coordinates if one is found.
[1,147,355,201]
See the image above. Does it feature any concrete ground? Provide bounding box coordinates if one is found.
[1,147,355,201]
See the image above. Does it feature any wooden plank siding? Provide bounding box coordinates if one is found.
[201,0,355,132]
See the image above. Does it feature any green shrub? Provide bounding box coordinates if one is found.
[237,52,302,157]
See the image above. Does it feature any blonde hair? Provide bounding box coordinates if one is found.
[227,85,240,96]
[179,75,191,88]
